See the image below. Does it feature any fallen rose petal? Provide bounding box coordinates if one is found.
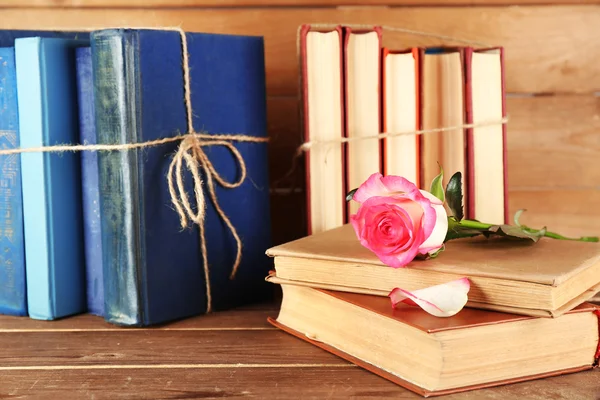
[389,278,470,317]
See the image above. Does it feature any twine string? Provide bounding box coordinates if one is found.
[0,27,269,314]
[298,117,509,155]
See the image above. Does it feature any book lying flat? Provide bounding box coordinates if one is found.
[270,284,600,397]
[266,224,600,317]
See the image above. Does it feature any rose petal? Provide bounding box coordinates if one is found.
[350,195,428,268]
[388,278,470,317]
[418,190,449,255]
[353,173,419,204]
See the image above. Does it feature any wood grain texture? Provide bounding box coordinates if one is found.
[509,189,600,237]
[1,368,598,399]
[507,95,600,189]
[0,7,598,94]
[0,353,598,399]
[0,309,277,331]
[0,307,598,398]
[0,330,345,367]
[3,0,600,7]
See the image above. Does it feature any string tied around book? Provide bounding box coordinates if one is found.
[0,26,269,314]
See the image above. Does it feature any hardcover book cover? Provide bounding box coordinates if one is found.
[269,285,600,397]
[15,36,88,320]
[75,46,104,317]
[464,46,509,224]
[0,47,27,317]
[91,29,272,326]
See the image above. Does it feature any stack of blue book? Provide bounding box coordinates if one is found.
[0,29,272,326]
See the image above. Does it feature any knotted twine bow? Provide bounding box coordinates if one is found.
[0,27,269,313]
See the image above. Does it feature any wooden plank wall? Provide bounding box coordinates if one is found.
[1,1,598,244]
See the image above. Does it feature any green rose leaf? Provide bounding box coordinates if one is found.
[346,188,358,202]
[488,224,547,243]
[513,208,526,226]
[429,165,445,203]
[445,172,464,221]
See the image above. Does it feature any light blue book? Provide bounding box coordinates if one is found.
[15,37,88,320]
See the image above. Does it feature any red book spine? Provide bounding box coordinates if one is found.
[464,47,475,221]
[594,309,600,366]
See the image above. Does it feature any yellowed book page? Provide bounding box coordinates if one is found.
[421,52,465,196]
[346,31,381,216]
[384,52,418,185]
[472,50,505,224]
[306,31,344,233]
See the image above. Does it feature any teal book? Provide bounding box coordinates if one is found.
[91,29,272,326]
[0,47,27,316]
[15,37,88,320]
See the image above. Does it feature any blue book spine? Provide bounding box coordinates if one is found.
[15,37,88,320]
[92,32,142,326]
[91,29,272,327]
[75,46,104,317]
[0,47,27,317]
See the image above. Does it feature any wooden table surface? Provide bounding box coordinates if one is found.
[1,301,598,399]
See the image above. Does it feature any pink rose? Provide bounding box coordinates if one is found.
[350,173,448,268]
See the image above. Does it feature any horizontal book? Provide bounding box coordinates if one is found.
[270,284,600,397]
[266,224,600,317]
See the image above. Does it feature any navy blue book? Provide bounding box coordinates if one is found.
[75,46,104,317]
[91,29,272,326]
[0,47,27,316]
